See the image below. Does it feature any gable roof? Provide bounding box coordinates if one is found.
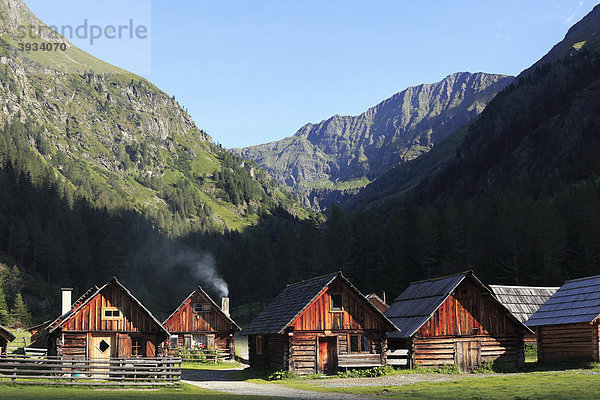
[489,285,559,324]
[163,286,241,332]
[385,271,531,339]
[526,274,600,327]
[0,325,15,342]
[48,277,169,337]
[241,272,396,335]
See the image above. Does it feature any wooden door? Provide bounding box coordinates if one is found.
[318,337,337,374]
[455,341,481,372]
[89,334,114,377]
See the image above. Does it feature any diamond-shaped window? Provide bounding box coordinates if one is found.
[97,340,110,353]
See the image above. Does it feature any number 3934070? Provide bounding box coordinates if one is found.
[18,42,67,52]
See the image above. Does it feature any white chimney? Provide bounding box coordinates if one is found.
[221,297,230,317]
[61,288,73,315]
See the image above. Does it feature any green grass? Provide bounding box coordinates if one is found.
[0,383,270,399]
[182,361,245,370]
[274,370,600,399]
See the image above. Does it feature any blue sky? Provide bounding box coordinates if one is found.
[25,1,598,148]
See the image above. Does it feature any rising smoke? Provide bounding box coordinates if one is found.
[134,237,230,299]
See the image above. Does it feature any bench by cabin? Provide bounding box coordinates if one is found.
[385,271,531,372]
[162,286,240,358]
[527,275,600,364]
[242,272,397,375]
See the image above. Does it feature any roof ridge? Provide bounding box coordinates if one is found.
[285,271,340,287]
[410,270,471,285]
[489,284,561,290]
[565,274,600,283]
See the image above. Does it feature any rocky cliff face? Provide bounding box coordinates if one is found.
[0,0,302,232]
[234,72,514,210]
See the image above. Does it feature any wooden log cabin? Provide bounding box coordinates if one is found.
[385,271,531,372]
[241,272,397,375]
[42,277,169,358]
[526,274,600,364]
[489,285,559,344]
[162,286,240,358]
[0,325,15,355]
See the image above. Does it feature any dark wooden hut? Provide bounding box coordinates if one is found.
[43,277,169,358]
[162,286,240,358]
[385,271,531,371]
[489,285,559,344]
[0,325,15,355]
[527,275,600,363]
[242,272,397,375]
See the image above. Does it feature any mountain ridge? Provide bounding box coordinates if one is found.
[0,0,307,234]
[234,71,513,210]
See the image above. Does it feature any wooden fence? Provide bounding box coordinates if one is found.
[0,355,181,386]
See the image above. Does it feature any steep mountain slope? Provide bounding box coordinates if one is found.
[0,0,305,234]
[235,72,513,210]
[349,4,600,212]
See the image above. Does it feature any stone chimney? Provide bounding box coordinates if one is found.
[221,297,230,317]
[61,288,72,315]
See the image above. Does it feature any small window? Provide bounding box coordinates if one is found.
[330,294,343,312]
[192,334,207,349]
[349,334,370,353]
[169,335,178,349]
[361,335,369,352]
[256,335,263,355]
[350,335,359,352]
[101,307,121,320]
[97,339,110,353]
[194,303,212,313]
[131,337,144,356]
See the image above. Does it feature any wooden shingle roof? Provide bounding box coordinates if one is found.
[242,272,396,335]
[527,275,600,327]
[385,271,532,338]
[489,285,559,324]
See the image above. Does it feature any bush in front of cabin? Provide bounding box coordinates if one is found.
[267,370,298,380]
[336,365,394,378]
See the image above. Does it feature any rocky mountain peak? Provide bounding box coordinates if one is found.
[234,71,513,210]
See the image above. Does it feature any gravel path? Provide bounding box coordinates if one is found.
[182,368,466,399]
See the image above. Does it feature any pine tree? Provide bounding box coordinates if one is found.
[10,293,31,327]
[0,284,9,326]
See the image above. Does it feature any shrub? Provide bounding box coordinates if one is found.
[267,370,298,380]
[524,343,537,358]
[474,360,517,374]
[336,365,394,378]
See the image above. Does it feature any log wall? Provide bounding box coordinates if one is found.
[248,334,288,371]
[537,322,599,363]
[411,335,524,368]
[288,331,385,375]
